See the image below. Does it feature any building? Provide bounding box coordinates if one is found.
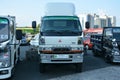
[78,13,116,30]
[94,14,108,28]
[109,16,116,26]
[78,14,94,30]
[94,14,116,28]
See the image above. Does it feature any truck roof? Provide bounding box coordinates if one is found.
[42,16,79,20]
[0,15,15,21]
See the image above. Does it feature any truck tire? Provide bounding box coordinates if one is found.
[93,49,99,57]
[10,54,17,79]
[75,63,82,72]
[39,63,45,73]
[18,47,20,62]
[104,54,111,63]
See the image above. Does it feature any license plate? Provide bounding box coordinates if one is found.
[53,55,69,59]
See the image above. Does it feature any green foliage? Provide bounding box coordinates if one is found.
[16,24,40,34]
[16,27,39,34]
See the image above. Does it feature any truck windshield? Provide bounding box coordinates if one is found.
[113,28,120,41]
[0,18,9,42]
[41,19,82,36]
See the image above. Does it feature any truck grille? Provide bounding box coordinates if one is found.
[53,48,70,52]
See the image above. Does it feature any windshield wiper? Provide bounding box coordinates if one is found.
[60,30,79,34]
[43,30,62,34]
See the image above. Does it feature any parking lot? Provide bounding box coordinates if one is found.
[4,46,119,80]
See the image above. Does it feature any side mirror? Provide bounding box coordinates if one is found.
[16,30,22,40]
[32,21,37,28]
[85,22,90,29]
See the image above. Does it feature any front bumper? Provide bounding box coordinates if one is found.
[39,53,84,64]
[0,67,12,79]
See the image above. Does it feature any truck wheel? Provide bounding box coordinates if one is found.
[93,49,99,57]
[39,63,45,73]
[17,47,20,62]
[75,63,82,72]
[104,54,111,63]
[10,54,17,79]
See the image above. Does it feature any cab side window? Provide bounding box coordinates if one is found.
[103,28,113,47]
[103,28,112,37]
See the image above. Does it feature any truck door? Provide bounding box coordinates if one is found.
[103,28,113,52]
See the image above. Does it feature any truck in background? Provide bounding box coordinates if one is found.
[0,15,22,79]
[32,3,89,73]
[83,28,103,49]
[91,27,120,63]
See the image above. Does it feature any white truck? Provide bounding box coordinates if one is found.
[0,15,22,79]
[32,3,89,73]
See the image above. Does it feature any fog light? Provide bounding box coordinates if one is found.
[0,70,8,74]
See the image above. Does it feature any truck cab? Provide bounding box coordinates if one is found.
[37,16,84,72]
[103,27,120,63]
[0,16,22,79]
[91,27,120,63]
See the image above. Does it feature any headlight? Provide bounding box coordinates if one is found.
[114,51,119,55]
[0,53,10,68]
[0,45,10,68]
[112,49,120,56]
[0,60,10,68]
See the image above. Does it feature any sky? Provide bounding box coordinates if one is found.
[0,0,120,27]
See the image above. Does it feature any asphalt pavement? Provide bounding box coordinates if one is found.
[6,46,120,80]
